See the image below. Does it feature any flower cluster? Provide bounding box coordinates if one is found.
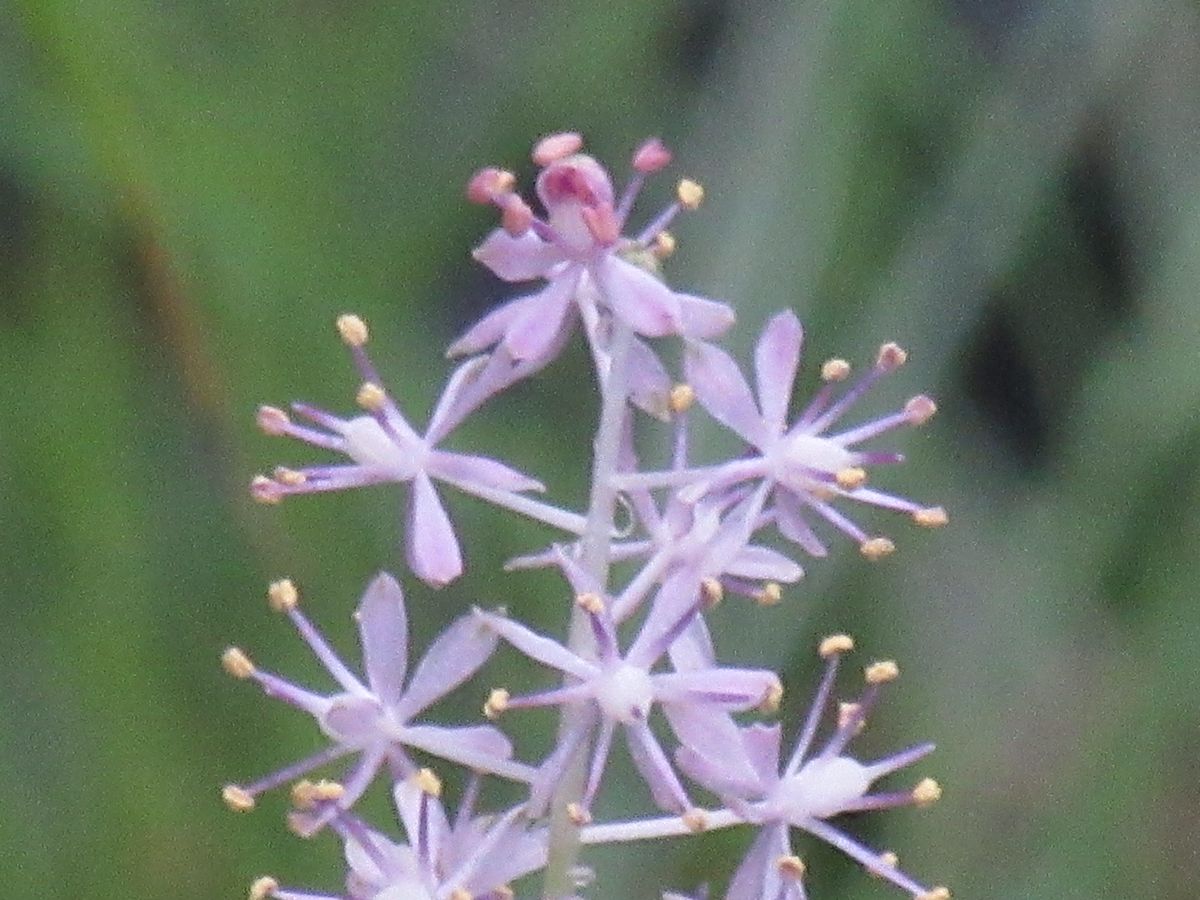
[227,133,951,900]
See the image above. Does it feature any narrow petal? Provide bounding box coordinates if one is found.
[726,824,791,900]
[395,613,499,718]
[402,724,533,782]
[667,615,716,672]
[406,473,464,587]
[741,722,785,788]
[754,310,803,432]
[654,668,781,712]
[472,228,565,282]
[428,450,544,493]
[503,275,577,361]
[624,720,692,812]
[356,572,409,706]
[594,255,683,337]
[447,292,540,358]
[685,339,767,446]
[393,777,451,863]
[627,336,673,421]
[426,354,490,445]
[474,610,597,681]
[668,707,764,795]
[678,292,736,339]
[774,491,829,558]
[726,545,804,583]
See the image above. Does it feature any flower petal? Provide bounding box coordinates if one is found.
[678,292,735,339]
[685,339,767,446]
[428,450,544,493]
[503,274,577,361]
[406,473,464,587]
[356,572,409,705]
[594,255,683,337]
[627,336,673,421]
[726,545,804,583]
[447,292,539,358]
[395,613,499,718]
[472,228,564,282]
[624,720,691,812]
[473,609,596,681]
[393,776,451,861]
[426,354,490,445]
[726,825,792,900]
[774,491,829,557]
[754,310,803,433]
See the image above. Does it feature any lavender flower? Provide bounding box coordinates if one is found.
[477,581,781,825]
[251,314,587,586]
[675,635,948,900]
[252,769,546,900]
[450,133,735,417]
[221,574,532,832]
[622,311,946,560]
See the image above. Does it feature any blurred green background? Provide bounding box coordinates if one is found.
[2,1,1197,898]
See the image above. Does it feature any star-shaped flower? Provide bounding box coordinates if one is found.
[221,574,532,832]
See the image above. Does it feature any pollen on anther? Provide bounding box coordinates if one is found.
[859,537,895,561]
[268,578,299,612]
[250,475,282,505]
[668,382,695,414]
[821,358,851,382]
[413,767,443,797]
[336,314,369,347]
[653,231,677,259]
[756,582,783,607]
[819,634,854,658]
[776,855,807,880]
[484,688,510,720]
[257,406,290,435]
[356,382,387,411]
[273,466,306,486]
[837,701,866,733]
[249,876,278,900]
[917,888,951,900]
[760,679,784,713]
[836,467,867,490]
[576,592,606,615]
[865,660,900,685]
[868,851,899,877]
[532,131,584,166]
[876,342,908,371]
[222,647,255,679]
[291,778,345,809]
[682,808,709,832]
[448,888,472,900]
[913,777,942,806]
[905,395,938,425]
[466,167,516,204]
[494,886,515,900]
[501,195,534,236]
[913,506,948,528]
[223,784,255,812]
[700,577,724,608]
[567,802,592,826]
[677,179,704,210]
[633,137,672,173]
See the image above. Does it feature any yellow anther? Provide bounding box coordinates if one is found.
[865,660,900,684]
[677,179,704,210]
[913,777,942,806]
[273,467,306,486]
[668,382,695,414]
[291,779,345,809]
[835,467,867,490]
[413,768,443,797]
[566,802,592,826]
[575,592,606,615]
[448,888,473,900]
[222,647,255,680]
[837,701,865,733]
[257,406,290,436]
[223,785,255,812]
[876,342,908,370]
[356,382,387,412]
[913,506,948,528]
[776,855,807,879]
[250,475,282,505]
[859,537,895,561]
[905,395,937,425]
[821,358,851,382]
[268,578,299,612]
[653,230,677,259]
[682,808,709,833]
[917,889,951,900]
[869,851,899,877]
[336,314,369,347]
[759,679,784,713]
[819,634,854,658]
[484,688,510,720]
[755,582,783,607]
[249,876,278,900]
[700,577,724,608]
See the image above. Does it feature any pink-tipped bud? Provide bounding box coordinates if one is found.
[466,167,516,205]
[532,131,584,167]
[632,137,672,173]
[581,202,620,246]
[501,195,534,236]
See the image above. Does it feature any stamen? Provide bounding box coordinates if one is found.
[819,634,854,658]
[484,688,510,719]
[268,578,299,612]
[413,767,443,797]
[676,179,704,210]
[355,382,386,412]
[250,475,283,504]
[876,342,907,371]
[576,592,606,615]
[633,138,672,173]
[905,395,937,425]
[821,358,851,382]
[836,467,867,490]
[581,202,620,245]
[869,851,899,877]
[248,877,278,900]
[913,506,948,528]
[912,777,942,806]
[335,314,369,347]
[291,778,345,809]
[222,647,255,679]
[759,678,784,713]
[776,855,807,879]
[501,195,534,236]
[668,382,694,413]
[917,889,951,900]
[532,131,584,166]
[448,889,472,900]
[859,537,895,561]
[652,231,677,259]
[257,406,290,435]
[700,577,724,608]
[755,582,783,607]
[865,660,900,685]
[272,467,306,486]
[466,167,516,204]
[838,701,865,734]
[222,784,255,812]
[682,808,708,833]
[567,802,592,826]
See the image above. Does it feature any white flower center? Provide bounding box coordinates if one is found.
[775,433,855,489]
[342,416,422,480]
[373,883,434,900]
[594,663,655,724]
[774,755,872,821]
